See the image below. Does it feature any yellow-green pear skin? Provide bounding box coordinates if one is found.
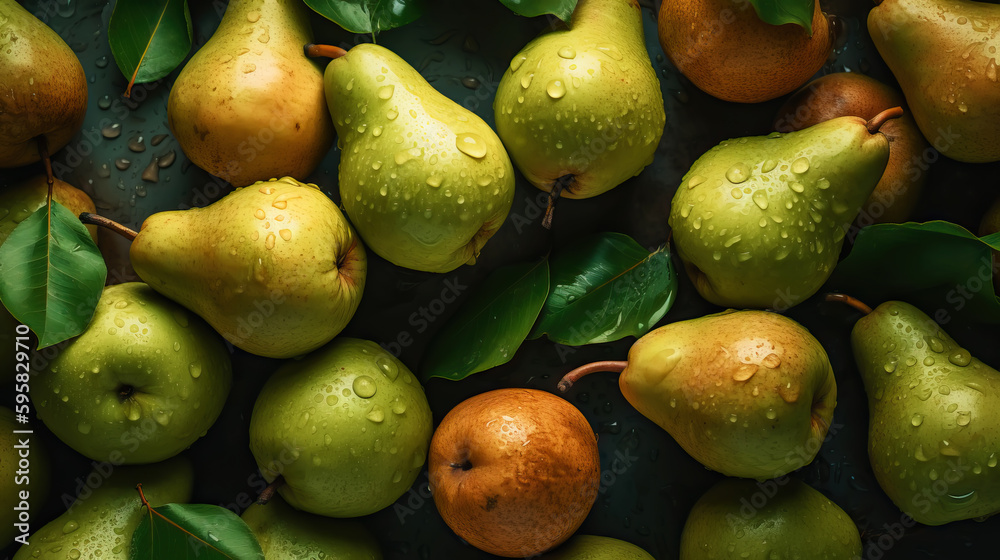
[325,44,514,273]
[539,535,654,559]
[242,495,382,559]
[167,0,333,186]
[851,301,1000,525]
[12,457,193,560]
[0,0,88,168]
[680,478,862,560]
[1,407,49,549]
[669,116,890,309]
[621,310,836,479]
[130,177,366,359]
[493,0,665,199]
[249,338,433,518]
[868,0,1000,163]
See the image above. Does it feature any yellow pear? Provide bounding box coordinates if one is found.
[0,0,88,168]
[167,0,333,186]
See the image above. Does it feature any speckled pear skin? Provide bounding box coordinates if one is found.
[668,116,889,309]
[129,177,366,359]
[167,0,333,186]
[869,0,1000,163]
[851,301,1000,525]
[680,478,862,560]
[0,0,87,168]
[493,0,665,199]
[325,44,514,273]
[539,535,654,559]
[249,338,433,518]
[12,458,193,560]
[621,310,837,479]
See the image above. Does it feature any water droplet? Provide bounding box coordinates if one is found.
[687,175,705,189]
[254,209,266,220]
[510,56,526,72]
[730,187,743,199]
[378,85,395,99]
[752,190,769,210]
[923,356,935,366]
[914,444,930,461]
[957,411,971,426]
[733,363,758,381]
[367,405,385,423]
[387,107,398,120]
[723,235,742,248]
[520,72,534,88]
[426,175,443,188]
[884,358,898,373]
[346,78,354,91]
[761,159,777,173]
[791,157,810,174]
[949,350,971,366]
[789,181,805,193]
[911,413,924,427]
[62,521,79,534]
[265,232,276,250]
[353,376,377,398]
[127,136,145,153]
[546,79,566,99]
[456,132,487,158]
[726,163,751,184]
[988,453,998,468]
[761,354,781,368]
[927,337,945,353]
[765,408,777,420]
[278,229,291,241]
[189,362,202,378]
[102,123,121,139]
[557,46,576,59]
[77,422,91,434]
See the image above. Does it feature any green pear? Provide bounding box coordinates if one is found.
[249,338,433,518]
[1,407,49,548]
[167,0,333,186]
[668,112,895,309]
[13,457,193,559]
[130,176,366,358]
[35,282,232,464]
[323,43,514,273]
[559,310,837,479]
[680,478,862,559]
[869,0,1000,163]
[849,300,1000,525]
[493,0,665,201]
[0,0,88,168]
[242,494,382,559]
[538,535,653,559]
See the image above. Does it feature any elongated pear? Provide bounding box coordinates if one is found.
[869,0,1000,163]
[0,0,88,168]
[493,0,665,203]
[130,177,366,359]
[13,457,193,559]
[848,299,1000,525]
[322,44,514,273]
[669,111,897,309]
[167,0,333,186]
[560,309,837,480]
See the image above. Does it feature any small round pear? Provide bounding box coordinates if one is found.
[242,495,382,559]
[428,388,600,558]
[249,338,433,518]
[680,478,862,559]
[539,535,654,559]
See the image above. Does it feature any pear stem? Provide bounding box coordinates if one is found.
[304,43,348,60]
[79,212,138,241]
[257,476,285,505]
[558,360,628,392]
[825,293,873,315]
[542,174,575,229]
[866,106,904,134]
[35,136,54,196]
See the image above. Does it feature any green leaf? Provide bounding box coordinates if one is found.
[304,0,426,34]
[530,233,677,345]
[747,0,814,35]
[828,221,1000,323]
[0,202,107,349]
[130,502,264,560]
[421,259,549,381]
[498,0,578,22]
[109,0,193,94]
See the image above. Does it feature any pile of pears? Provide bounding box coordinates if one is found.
[4,0,1000,558]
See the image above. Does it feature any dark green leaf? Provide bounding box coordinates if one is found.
[109,0,193,92]
[530,233,677,345]
[747,0,814,34]
[828,221,1000,323]
[421,259,549,381]
[498,0,578,22]
[304,0,426,34]
[0,202,106,349]
[130,503,264,560]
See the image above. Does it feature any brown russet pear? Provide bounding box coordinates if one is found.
[0,0,88,168]
[658,0,832,103]
[774,73,928,224]
[167,0,333,186]
[869,0,1000,162]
